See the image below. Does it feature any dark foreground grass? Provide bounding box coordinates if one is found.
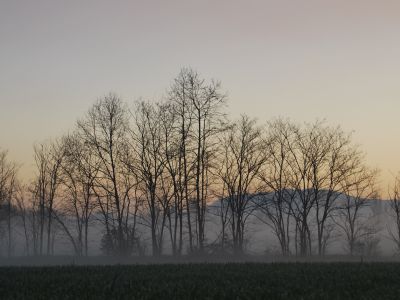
[0,263,399,299]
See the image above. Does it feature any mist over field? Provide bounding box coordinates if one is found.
[0,195,396,265]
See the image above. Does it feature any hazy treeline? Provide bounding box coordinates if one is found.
[1,68,400,258]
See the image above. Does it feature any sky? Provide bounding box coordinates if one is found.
[1,0,400,192]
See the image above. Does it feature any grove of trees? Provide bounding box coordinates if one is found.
[1,68,399,258]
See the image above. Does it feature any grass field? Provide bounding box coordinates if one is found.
[0,263,399,299]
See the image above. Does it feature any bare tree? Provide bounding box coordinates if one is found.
[336,167,379,256]
[387,176,400,254]
[168,71,196,253]
[32,140,65,256]
[158,101,185,255]
[0,149,19,257]
[257,119,297,256]
[217,116,266,254]
[33,144,47,255]
[54,134,100,256]
[77,94,136,255]
[129,101,167,256]
[168,68,226,253]
[190,71,226,252]
[283,122,325,256]
[46,141,65,255]
[313,126,362,256]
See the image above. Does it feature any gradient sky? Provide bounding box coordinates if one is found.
[1,0,400,192]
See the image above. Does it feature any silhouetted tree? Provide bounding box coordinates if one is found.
[336,167,379,256]
[0,149,19,257]
[32,140,65,256]
[388,176,400,254]
[77,94,136,256]
[129,101,168,256]
[257,119,297,256]
[217,116,266,254]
